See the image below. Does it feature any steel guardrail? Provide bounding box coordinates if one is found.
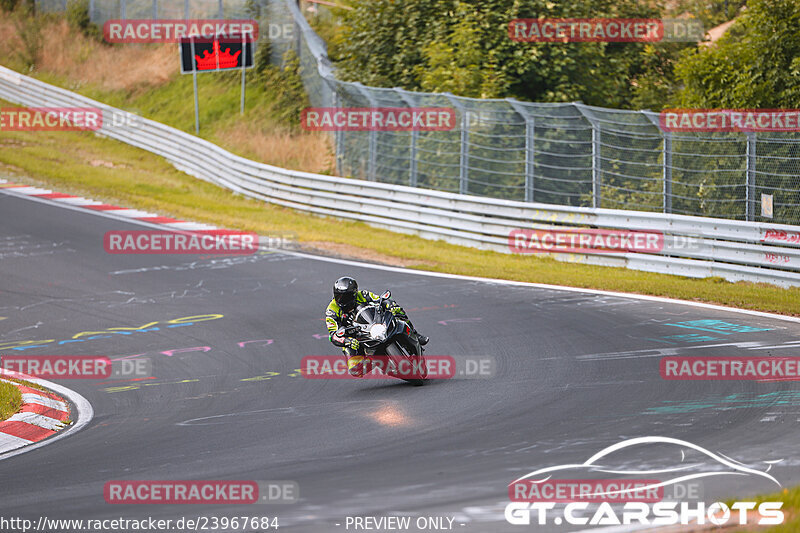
[1,65,799,286]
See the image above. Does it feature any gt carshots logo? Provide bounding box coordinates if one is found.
[505,437,785,527]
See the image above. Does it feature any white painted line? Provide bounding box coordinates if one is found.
[0,432,32,453]
[108,209,159,218]
[10,187,52,195]
[56,197,101,205]
[164,222,218,230]
[21,393,68,412]
[279,249,800,325]
[7,412,67,431]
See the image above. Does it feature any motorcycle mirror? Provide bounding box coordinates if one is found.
[381,290,391,299]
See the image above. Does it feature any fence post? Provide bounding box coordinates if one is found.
[152,0,157,19]
[591,125,601,208]
[507,100,535,202]
[643,111,673,214]
[575,104,601,208]
[746,132,757,221]
[184,0,189,19]
[121,0,126,19]
[331,89,344,177]
[218,0,224,18]
[445,95,469,195]
[354,84,377,181]
[663,133,673,214]
[398,90,418,187]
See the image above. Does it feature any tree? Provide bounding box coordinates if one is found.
[673,0,800,108]
[330,0,663,108]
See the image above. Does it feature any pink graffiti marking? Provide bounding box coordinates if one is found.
[237,339,274,348]
[160,346,211,357]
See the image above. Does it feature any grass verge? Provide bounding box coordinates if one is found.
[0,379,22,421]
[0,100,798,316]
[727,487,798,532]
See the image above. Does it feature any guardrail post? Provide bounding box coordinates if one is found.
[218,0,224,19]
[89,0,95,20]
[121,0,126,19]
[354,83,377,181]
[184,0,189,19]
[152,0,157,18]
[746,132,757,221]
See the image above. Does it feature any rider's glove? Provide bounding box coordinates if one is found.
[389,304,405,316]
[344,337,359,350]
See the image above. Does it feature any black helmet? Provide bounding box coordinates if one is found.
[333,276,359,310]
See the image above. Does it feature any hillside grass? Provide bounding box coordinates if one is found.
[0,16,334,174]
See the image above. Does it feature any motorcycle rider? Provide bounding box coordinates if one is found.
[325,276,428,377]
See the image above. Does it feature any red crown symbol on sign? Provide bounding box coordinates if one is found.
[195,40,242,70]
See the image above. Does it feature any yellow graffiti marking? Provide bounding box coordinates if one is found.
[0,339,55,350]
[168,314,224,324]
[105,322,160,332]
[3,314,224,351]
[241,372,280,382]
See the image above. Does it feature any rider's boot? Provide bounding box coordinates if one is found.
[402,317,429,346]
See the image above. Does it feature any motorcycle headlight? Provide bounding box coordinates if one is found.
[369,323,387,340]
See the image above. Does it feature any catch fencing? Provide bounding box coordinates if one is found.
[32,0,800,225]
[2,65,800,286]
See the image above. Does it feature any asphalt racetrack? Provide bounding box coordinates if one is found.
[2,188,800,532]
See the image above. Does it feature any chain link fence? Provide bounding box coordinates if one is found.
[35,0,800,225]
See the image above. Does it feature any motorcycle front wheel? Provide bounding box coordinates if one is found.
[385,341,426,386]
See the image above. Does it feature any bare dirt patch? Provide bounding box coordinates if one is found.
[300,240,432,268]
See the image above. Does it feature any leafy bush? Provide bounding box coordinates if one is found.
[66,0,102,41]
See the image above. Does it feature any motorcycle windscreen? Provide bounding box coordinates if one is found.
[353,305,379,325]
